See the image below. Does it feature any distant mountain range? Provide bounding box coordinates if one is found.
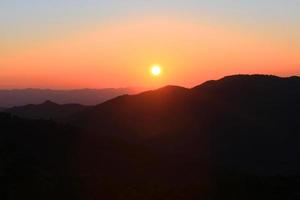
[1,74,300,200]
[4,100,89,121]
[0,88,143,107]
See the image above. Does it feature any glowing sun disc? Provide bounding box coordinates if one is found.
[151,65,161,76]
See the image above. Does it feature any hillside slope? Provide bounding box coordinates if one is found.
[1,74,300,200]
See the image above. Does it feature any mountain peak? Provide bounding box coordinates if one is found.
[192,74,300,92]
[41,100,59,106]
[157,85,187,91]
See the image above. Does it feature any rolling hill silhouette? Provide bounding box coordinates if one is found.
[0,88,142,107]
[4,100,89,121]
[1,74,300,200]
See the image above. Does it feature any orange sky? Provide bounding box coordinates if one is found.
[1,15,299,89]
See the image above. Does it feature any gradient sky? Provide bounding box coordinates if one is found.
[1,0,300,89]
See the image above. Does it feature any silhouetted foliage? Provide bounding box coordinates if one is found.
[0,113,81,200]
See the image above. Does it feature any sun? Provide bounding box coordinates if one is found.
[151,65,162,76]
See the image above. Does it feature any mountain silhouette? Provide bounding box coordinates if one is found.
[0,88,142,107]
[4,100,89,120]
[70,74,300,199]
[1,74,300,200]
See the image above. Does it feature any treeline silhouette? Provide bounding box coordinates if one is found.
[1,75,300,200]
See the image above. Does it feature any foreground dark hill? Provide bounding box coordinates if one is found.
[192,75,300,173]
[0,113,79,200]
[0,88,142,107]
[4,100,89,121]
[71,74,300,199]
[1,74,300,200]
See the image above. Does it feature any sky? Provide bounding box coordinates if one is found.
[1,0,300,89]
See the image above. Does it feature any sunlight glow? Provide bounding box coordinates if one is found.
[151,65,162,76]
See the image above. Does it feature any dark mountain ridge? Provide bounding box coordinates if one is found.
[0,88,142,107]
[1,74,300,200]
[70,74,300,199]
[4,100,89,121]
